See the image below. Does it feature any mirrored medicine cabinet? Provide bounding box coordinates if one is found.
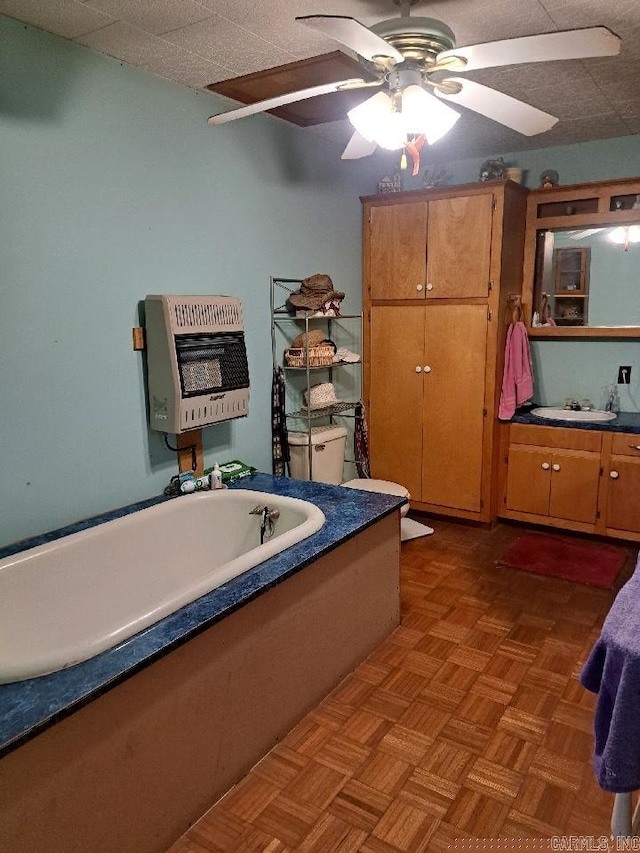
[522,177,640,338]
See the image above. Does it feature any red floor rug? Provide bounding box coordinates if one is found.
[496,532,627,588]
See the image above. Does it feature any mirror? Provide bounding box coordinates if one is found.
[532,224,640,328]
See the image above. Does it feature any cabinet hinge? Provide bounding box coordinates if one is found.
[488,280,493,291]
[480,498,484,508]
[483,408,488,417]
[487,309,492,321]
[504,455,509,464]
[492,197,497,211]
[600,466,604,476]
[596,510,601,519]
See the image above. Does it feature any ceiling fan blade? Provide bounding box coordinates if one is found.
[435,79,558,135]
[341,131,377,160]
[296,15,404,64]
[207,78,377,125]
[436,26,620,72]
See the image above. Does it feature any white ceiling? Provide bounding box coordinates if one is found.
[3,0,640,161]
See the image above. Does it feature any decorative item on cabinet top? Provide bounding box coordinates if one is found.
[378,173,403,194]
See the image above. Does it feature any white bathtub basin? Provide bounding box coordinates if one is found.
[530,407,617,423]
[0,489,325,683]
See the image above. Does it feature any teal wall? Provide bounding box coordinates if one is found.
[2,13,639,547]
[0,17,371,547]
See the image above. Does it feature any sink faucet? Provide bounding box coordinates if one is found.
[564,398,582,411]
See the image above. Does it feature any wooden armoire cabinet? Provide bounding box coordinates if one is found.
[362,180,528,524]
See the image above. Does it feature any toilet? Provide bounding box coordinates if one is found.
[342,477,410,517]
[287,426,412,517]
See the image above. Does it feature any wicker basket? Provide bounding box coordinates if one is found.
[284,344,334,367]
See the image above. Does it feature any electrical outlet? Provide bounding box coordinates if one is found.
[618,365,632,384]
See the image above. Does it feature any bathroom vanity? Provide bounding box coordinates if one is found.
[500,414,640,542]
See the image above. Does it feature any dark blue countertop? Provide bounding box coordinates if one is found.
[512,410,640,434]
[0,473,404,758]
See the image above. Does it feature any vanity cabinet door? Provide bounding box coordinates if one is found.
[605,455,640,535]
[369,202,428,300]
[506,445,551,516]
[547,450,600,524]
[505,445,600,524]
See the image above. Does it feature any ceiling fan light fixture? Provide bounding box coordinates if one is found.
[401,84,460,144]
[347,85,460,151]
[347,92,406,149]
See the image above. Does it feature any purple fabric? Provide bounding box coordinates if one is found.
[581,554,640,792]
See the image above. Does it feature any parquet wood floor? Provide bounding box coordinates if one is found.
[167,520,638,852]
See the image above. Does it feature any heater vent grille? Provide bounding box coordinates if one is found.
[171,300,242,329]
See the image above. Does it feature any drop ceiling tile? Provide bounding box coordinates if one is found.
[139,44,230,88]
[521,79,616,120]
[159,15,295,76]
[538,113,630,146]
[442,0,555,45]
[75,21,177,67]
[82,0,212,36]
[0,0,114,38]
[539,0,640,33]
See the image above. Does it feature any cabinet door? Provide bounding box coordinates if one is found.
[426,194,493,299]
[369,202,428,300]
[606,456,640,534]
[369,306,425,500]
[506,446,551,516]
[548,451,600,524]
[421,304,488,512]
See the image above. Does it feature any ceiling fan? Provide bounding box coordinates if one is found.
[207,0,621,161]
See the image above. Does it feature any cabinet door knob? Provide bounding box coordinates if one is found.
[416,284,423,292]
[541,462,550,470]
[415,366,422,373]
[610,470,619,479]
[552,463,561,471]
[629,445,640,452]
[424,365,432,373]
[426,283,434,291]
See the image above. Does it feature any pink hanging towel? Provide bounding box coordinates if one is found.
[499,321,534,420]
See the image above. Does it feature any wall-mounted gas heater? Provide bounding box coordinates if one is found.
[144,294,250,434]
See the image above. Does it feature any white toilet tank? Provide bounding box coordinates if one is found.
[288,426,347,485]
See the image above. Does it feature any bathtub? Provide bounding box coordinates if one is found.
[0,488,325,684]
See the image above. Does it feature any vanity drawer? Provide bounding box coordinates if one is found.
[611,433,640,456]
[510,423,602,452]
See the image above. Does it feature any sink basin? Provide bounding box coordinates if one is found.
[530,407,617,423]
